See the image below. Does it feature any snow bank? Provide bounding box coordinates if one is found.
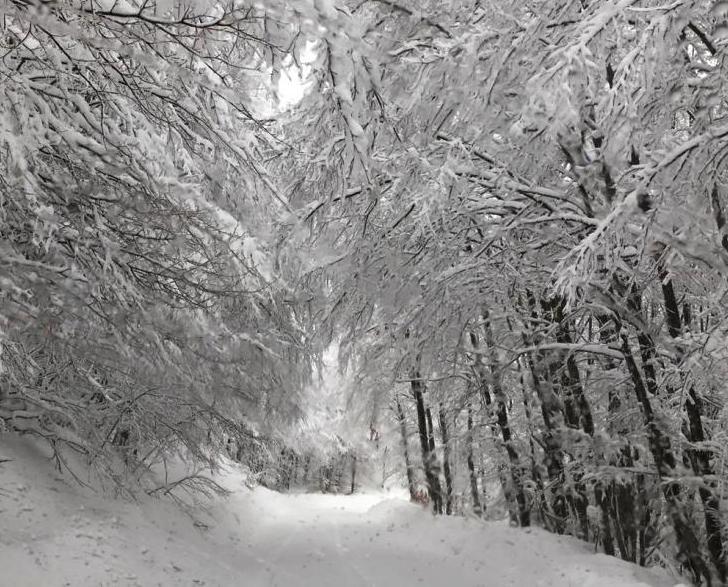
[365,497,427,526]
[0,434,265,586]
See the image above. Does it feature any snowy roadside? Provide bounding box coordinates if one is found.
[1,434,678,587]
[0,434,263,586]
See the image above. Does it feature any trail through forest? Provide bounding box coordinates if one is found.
[1,435,674,587]
[5,1,728,584]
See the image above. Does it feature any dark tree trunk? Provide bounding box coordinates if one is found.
[395,395,417,501]
[594,483,615,557]
[541,296,593,539]
[302,454,311,485]
[425,406,436,455]
[636,471,656,567]
[516,356,547,526]
[615,295,662,565]
[424,406,444,509]
[660,275,726,583]
[438,404,454,515]
[612,448,638,563]
[350,454,357,495]
[334,455,344,493]
[483,309,530,527]
[291,454,299,488]
[593,312,632,560]
[522,291,570,533]
[411,372,443,514]
[618,324,710,585]
[469,330,507,508]
[541,296,595,435]
[710,183,728,253]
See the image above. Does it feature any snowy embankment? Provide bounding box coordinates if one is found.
[1,434,676,587]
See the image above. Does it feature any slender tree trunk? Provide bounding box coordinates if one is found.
[541,296,593,539]
[470,330,507,512]
[618,324,710,585]
[618,295,660,564]
[466,404,483,516]
[350,453,356,494]
[334,454,344,493]
[594,483,615,557]
[614,450,638,563]
[395,395,417,501]
[471,326,520,524]
[522,292,567,533]
[424,405,444,509]
[659,275,726,583]
[593,313,630,560]
[482,309,530,527]
[425,406,436,455]
[628,280,718,574]
[710,183,728,253]
[636,471,656,567]
[542,296,595,434]
[302,454,311,485]
[411,371,443,514]
[381,446,388,489]
[516,357,547,526]
[438,404,454,515]
[291,454,299,488]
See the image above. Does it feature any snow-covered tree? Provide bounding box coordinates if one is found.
[0,0,315,488]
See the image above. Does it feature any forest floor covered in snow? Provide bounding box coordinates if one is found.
[1,434,678,587]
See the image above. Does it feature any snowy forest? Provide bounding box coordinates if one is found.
[3,0,728,585]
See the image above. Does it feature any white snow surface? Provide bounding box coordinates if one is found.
[1,434,677,587]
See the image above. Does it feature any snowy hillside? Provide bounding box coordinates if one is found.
[1,434,675,587]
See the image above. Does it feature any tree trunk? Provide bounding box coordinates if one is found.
[516,357,548,527]
[291,454,299,488]
[541,296,592,539]
[302,454,311,485]
[593,313,629,560]
[438,404,454,515]
[424,405,444,510]
[482,309,530,527]
[334,455,344,493]
[542,296,595,435]
[350,454,357,494]
[411,371,443,514]
[710,183,728,253]
[618,325,710,585]
[594,483,615,557]
[659,275,726,583]
[395,395,417,501]
[466,404,483,516]
[522,292,567,533]
[636,471,656,567]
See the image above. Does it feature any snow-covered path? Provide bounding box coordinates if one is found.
[240,491,670,587]
[1,435,675,587]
